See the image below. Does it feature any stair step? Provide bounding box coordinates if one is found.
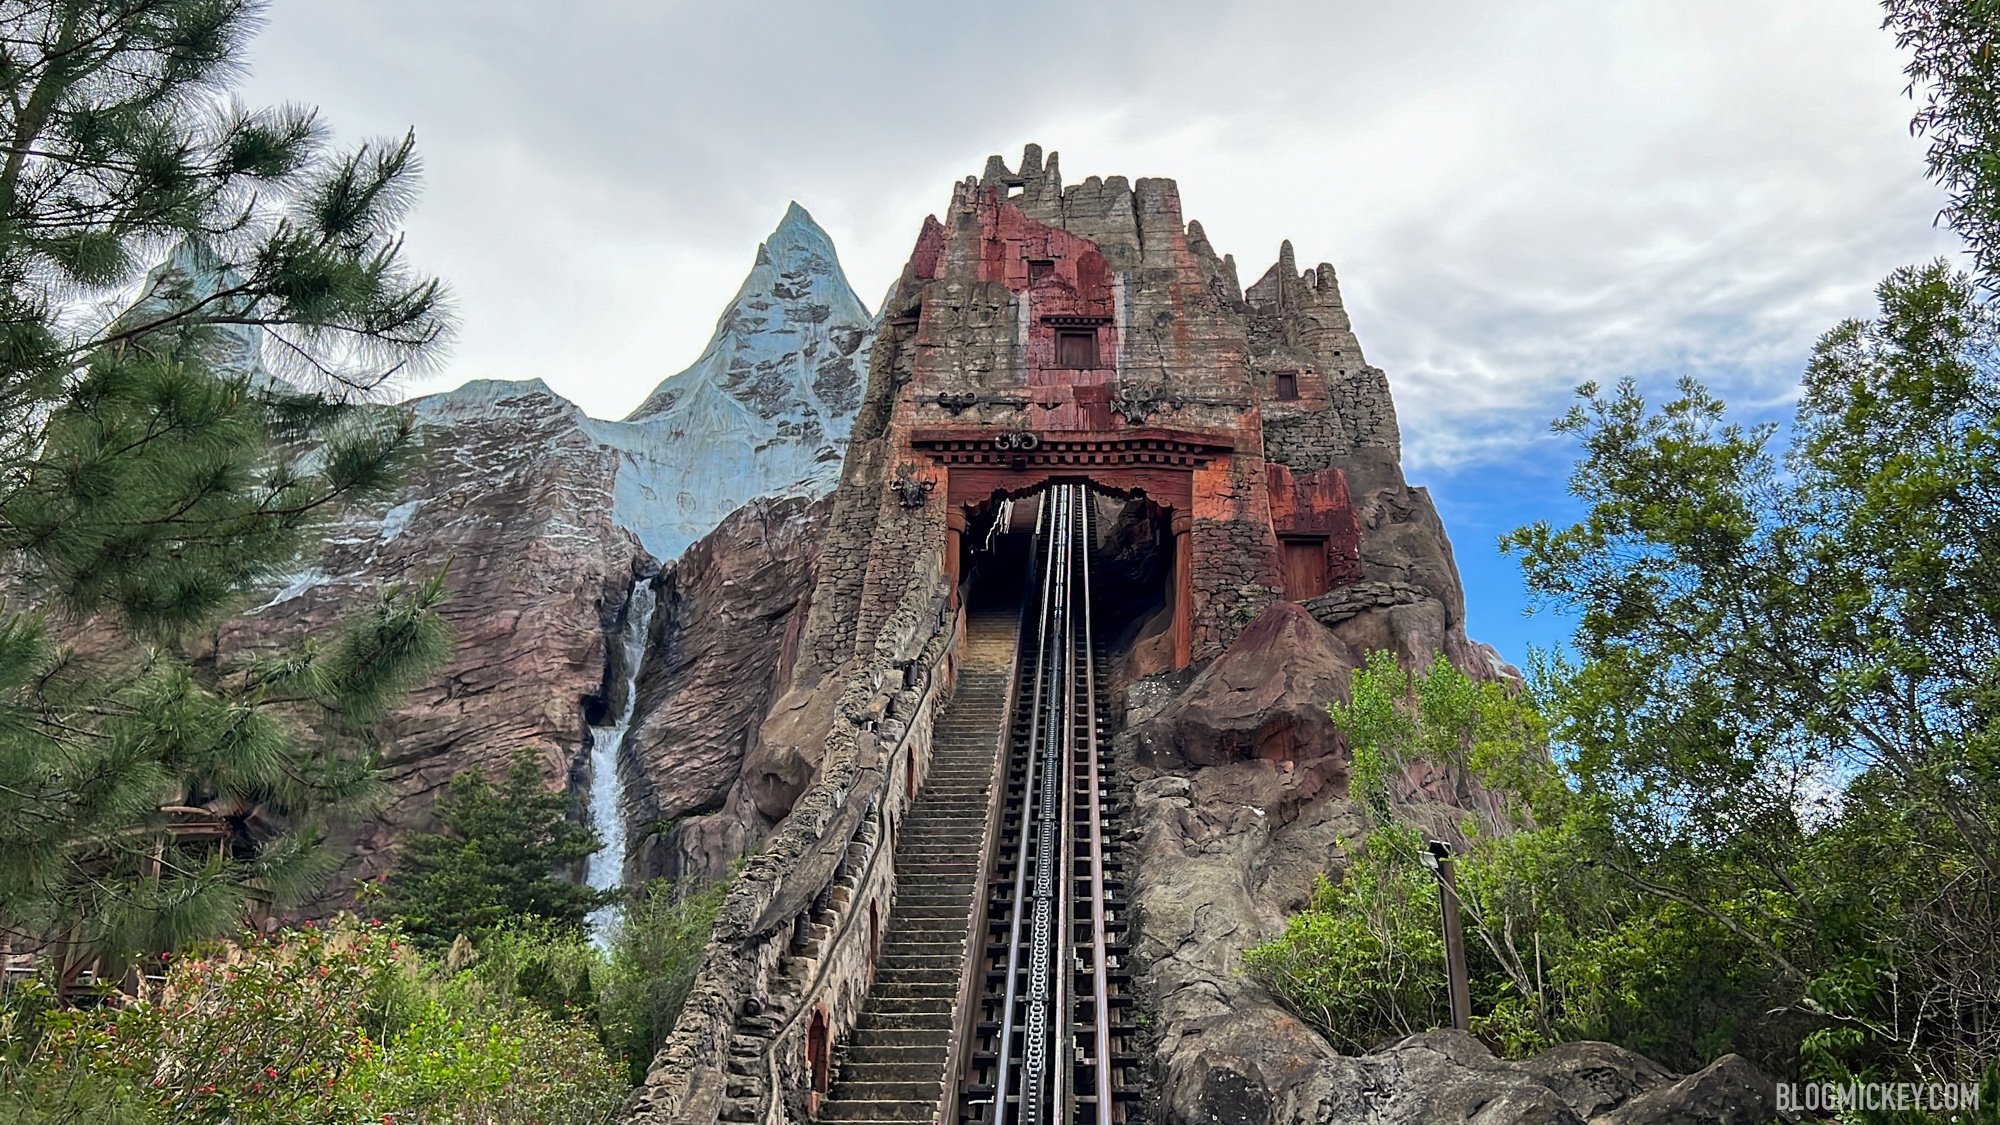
[815,611,1022,1125]
[849,1025,953,1047]
[818,1097,943,1123]
[826,1076,944,1103]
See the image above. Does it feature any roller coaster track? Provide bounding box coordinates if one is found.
[964,484,1136,1125]
[817,484,1134,1125]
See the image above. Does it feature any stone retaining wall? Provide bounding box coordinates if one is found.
[626,559,954,1125]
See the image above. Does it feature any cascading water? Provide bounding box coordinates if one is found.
[584,579,659,942]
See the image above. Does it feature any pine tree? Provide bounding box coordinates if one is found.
[383,755,615,948]
[0,1,452,988]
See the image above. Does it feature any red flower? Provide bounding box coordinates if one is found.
[265,1068,278,1079]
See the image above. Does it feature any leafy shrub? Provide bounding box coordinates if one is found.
[1241,830,1445,1051]
[0,915,626,1125]
[596,877,728,1085]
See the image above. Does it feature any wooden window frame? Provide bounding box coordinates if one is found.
[1280,535,1331,600]
[1056,328,1099,369]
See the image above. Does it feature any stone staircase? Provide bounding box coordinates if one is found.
[817,610,1018,1123]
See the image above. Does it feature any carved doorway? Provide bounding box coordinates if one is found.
[806,1007,832,1097]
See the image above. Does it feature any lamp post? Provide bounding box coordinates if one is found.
[1419,838,1472,1032]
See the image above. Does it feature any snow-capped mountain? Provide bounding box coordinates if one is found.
[216,205,873,898]
[416,202,874,562]
[121,241,286,392]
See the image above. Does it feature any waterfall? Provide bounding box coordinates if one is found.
[585,579,658,942]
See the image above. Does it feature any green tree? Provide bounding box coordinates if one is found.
[596,875,727,1084]
[384,755,614,948]
[1255,0,2000,1093]
[0,0,451,987]
[1885,0,2000,287]
[1248,652,1821,1072]
[1501,260,2000,1083]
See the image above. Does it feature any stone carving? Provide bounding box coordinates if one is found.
[1110,385,1186,424]
[892,464,937,509]
[935,391,980,414]
[993,429,1041,451]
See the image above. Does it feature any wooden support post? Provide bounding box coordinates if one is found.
[1427,840,1473,1032]
[1171,513,1194,670]
[945,506,965,611]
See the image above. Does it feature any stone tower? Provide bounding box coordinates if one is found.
[796,143,1465,682]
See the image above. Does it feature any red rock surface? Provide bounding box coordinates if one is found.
[214,384,643,902]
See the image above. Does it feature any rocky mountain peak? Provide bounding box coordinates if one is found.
[626,203,871,429]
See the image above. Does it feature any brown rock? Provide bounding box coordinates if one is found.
[214,386,641,901]
[1126,602,1356,770]
[1593,1055,1785,1125]
[1518,1040,1676,1119]
[623,495,829,883]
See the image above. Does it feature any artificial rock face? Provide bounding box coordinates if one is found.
[792,143,1475,694]
[215,206,869,899]
[664,148,1783,1125]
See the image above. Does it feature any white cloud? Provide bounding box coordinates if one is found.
[236,0,1962,462]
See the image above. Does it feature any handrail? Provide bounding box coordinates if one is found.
[758,601,961,1125]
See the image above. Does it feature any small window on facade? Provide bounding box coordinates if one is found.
[1057,329,1098,369]
[1282,537,1331,600]
[1275,371,1299,400]
[1028,259,1055,283]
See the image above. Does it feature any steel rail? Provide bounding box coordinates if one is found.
[983,484,1122,1125]
[1023,485,1072,1125]
[993,493,1060,1125]
[1052,486,1078,1123]
[1076,491,1115,1125]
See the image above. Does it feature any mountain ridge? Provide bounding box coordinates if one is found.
[410,203,874,562]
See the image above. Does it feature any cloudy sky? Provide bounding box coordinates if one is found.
[238,0,1962,664]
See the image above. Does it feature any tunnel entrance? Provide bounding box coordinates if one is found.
[916,427,1234,670]
[955,484,1177,674]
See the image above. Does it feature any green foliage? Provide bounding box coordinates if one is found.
[595,876,728,1085]
[1495,261,2000,1083]
[1885,0,2000,288]
[383,754,615,949]
[1249,652,1814,1070]
[0,0,452,983]
[1334,649,1555,825]
[1251,0,2000,1091]
[1242,834,1445,1051]
[0,915,626,1125]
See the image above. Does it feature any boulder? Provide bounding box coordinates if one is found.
[1594,1055,1786,1125]
[1126,602,1357,770]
